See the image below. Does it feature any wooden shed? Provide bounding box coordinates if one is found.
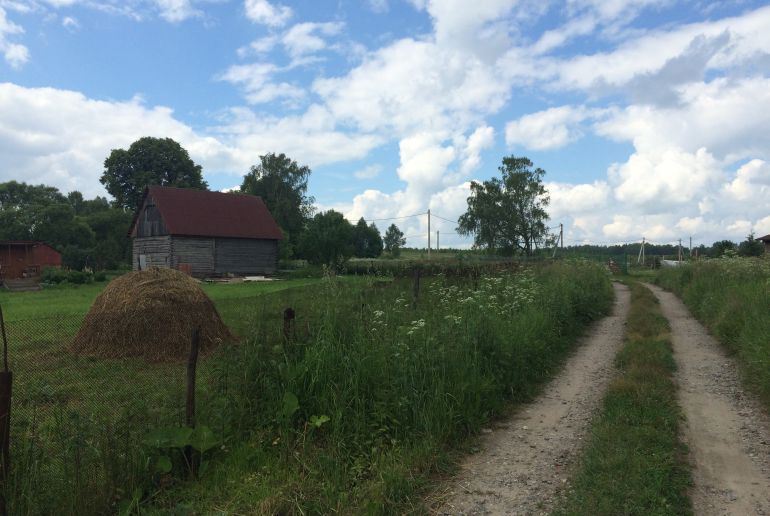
[758,233,770,254]
[0,241,62,282]
[129,186,283,278]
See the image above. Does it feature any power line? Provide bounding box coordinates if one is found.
[431,213,459,224]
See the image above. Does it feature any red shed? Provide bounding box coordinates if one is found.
[0,241,62,281]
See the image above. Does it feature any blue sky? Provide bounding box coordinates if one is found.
[1,0,769,248]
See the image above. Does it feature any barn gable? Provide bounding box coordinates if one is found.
[130,186,282,277]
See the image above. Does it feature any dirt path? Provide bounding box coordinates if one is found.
[646,284,770,515]
[435,282,630,515]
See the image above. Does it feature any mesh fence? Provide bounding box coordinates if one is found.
[0,284,331,515]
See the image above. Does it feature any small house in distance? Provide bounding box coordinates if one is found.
[758,233,770,254]
[0,241,62,285]
[129,186,282,278]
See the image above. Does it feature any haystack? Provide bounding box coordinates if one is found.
[71,268,234,362]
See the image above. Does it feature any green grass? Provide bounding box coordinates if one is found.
[656,258,770,407]
[141,262,613,514]
[557,282,692,516]
[1,263,613,514]
[0,277,324,321]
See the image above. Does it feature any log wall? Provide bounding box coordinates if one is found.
[214,238,278,275]
[132,236,171,271]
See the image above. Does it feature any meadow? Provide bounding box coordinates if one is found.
[656,257,770,407]
[0,261,612,514]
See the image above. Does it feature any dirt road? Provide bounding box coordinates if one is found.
[646,284,770,515]
[435,282,630,515]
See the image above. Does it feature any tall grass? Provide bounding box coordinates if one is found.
[147,261,612,513]
[656,257,770,405]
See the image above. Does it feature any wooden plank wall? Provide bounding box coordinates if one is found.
[135,193,168,238]
[171,236,215,277]
[214,238,278,275]
[133,236,171,270]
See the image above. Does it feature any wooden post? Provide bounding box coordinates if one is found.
[283,308,295,342]
[0,305,11,516]
[185,327,200,478]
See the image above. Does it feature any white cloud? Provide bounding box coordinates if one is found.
[244,0,292,27]
[353,164,382,180]
[218,62,305,105]
[237,35,279,57]
[314,38,510,136]
[505,106,596,150]
[282,21,344,59]
[154,0,201,22]
[549,5,770,94]
[723,159,770,201]
[0,83,388,200]
[610,147,723,212]
[61,15,79,31]
[0,82,234,197]
[0,7,28,68]
[548,181,610,218]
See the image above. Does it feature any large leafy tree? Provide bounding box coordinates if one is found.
[298,210,353,267]
[352,218,383,258]
[458,155,550,255]
[383,224,406,257]
[101,137,207,210]
[241,153,314,256]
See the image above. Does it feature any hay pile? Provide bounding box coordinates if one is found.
[71,268,234,362]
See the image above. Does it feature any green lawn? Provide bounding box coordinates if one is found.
[0,277,324,321]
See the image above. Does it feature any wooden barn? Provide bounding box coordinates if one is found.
[758,233,770,254]
[129,186,283,278]
[0,241,62,283]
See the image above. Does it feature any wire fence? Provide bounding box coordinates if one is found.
[0,286,333,515]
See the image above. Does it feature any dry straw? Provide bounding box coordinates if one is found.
[70,268,234,362]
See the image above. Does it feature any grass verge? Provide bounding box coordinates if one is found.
[656,257,770,408]
[557,281,692,516]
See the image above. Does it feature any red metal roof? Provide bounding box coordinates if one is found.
[131,186,283,240]
[757,234,770,242]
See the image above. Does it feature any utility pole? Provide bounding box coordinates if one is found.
[436,230,439,252]
[689,236,692,257]
[560,223,564,250]
[427,209,431,257]
[678,239,683,263]
[637,237,645,266]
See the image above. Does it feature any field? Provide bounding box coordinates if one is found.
[0,262,612,514]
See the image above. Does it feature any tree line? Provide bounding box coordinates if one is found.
[6,135,757,271]
[0,137,412,270]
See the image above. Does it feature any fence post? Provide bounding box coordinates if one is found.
[185,327,200,479]
[0,305,11,516]
[283,308,295,342]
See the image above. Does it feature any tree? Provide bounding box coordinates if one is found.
[352,218,383,258]
[101,137,207,210]
[458,155,550,255]
[298,210,354,267]
[241,153,314,257]
[738,232,764,257]
[710,240,737,257]
[383,224,406,257]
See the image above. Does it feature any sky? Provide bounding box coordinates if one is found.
[1,0,769,249]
